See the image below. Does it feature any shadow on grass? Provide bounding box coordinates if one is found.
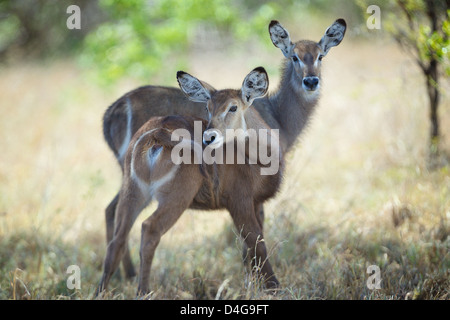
[1,212,448,300]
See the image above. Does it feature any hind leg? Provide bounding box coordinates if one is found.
[98,183,149,295]
[105,192,136,279]
[137,167,202,296]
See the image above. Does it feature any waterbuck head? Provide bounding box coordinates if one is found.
[269,19,346,94]
[177,67,269,148]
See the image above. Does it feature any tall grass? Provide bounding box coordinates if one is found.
[0,37,448,299]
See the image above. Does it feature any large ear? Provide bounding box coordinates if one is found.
[318,19,346,56]
[198,80,216,95]
[269,20,294,58]
[177,71,211,103]
[241,67,269,107]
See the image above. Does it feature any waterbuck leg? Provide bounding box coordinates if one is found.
[137,167,202,296]
[122,245,136,279]
[105,192,136,279]
[98,184,148,295]
[230,201,279,290]
[242,203,265,263]
[105,193,118,245]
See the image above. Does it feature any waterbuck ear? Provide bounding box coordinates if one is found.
[177,71,211,103]
[269,20,294,58]
[318,19,346,56]
[241,67,269,107]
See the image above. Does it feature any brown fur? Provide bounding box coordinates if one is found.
[293,40,322,78]
[101,20,346,284]
[98,80,283,295]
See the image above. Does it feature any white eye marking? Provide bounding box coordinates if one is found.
[220,109,227,120]
[314,54,323,68]
[292,54,304,69]
[205,105,212,121]
[240,112,247,133]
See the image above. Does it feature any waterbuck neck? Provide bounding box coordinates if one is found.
[268,60,321,152]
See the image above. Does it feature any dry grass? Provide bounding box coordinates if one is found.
[0,35,449,300]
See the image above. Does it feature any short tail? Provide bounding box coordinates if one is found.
[151,127,209,179]
[103,97,133,164]
[102,100,122,160]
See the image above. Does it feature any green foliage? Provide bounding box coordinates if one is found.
[0,0,100,59]
[357,0,449,73]
[418,11,450,75]
[1,1,361,83]
[80,0,284,85]
[358,0,449,153]
[0,9,21,54]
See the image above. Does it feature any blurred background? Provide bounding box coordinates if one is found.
[0,0,448,299]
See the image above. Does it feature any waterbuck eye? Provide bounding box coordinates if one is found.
[292,56,298,62]
[229,105,237,113]
[318,55,324,61]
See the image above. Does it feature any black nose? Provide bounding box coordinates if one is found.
[303,77,319,91]
[203,130,217,145]
[205,134,215,145]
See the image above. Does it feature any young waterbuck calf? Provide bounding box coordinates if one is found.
[98,67,283,295]
[102,19,346,279]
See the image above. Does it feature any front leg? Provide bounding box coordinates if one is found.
[229,201,278,290]
[242,203,265,263]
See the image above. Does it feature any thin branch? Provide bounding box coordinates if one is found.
[397,0,417,33]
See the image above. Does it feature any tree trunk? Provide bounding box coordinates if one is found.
[426,59,440,145]
[424,0,441,161]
